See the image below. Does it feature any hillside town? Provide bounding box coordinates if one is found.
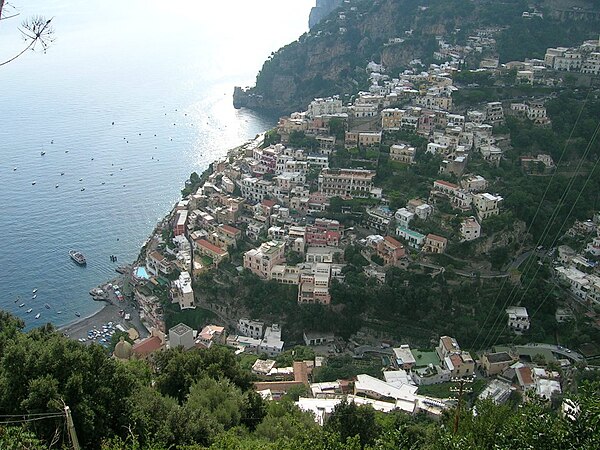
[94,36,600,421]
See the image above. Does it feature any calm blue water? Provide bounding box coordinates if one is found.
[0,0,312,328]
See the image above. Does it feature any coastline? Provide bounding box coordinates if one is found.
[60,136,264,343]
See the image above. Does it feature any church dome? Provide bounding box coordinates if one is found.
[113,337,133,360]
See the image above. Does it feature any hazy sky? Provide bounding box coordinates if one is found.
[0,0,315,84]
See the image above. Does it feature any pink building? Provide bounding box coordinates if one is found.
[305,218,341,247]
[174,210,188,236]
[376,236,406,265]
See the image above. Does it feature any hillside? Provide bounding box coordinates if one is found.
[233,0,600,114]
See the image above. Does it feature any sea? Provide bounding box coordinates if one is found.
[0,0,313,329]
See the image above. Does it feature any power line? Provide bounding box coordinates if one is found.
[489,152,600,349]
[469,90,592,351]
[478,119,600,351]
[0,412,65,418]
[0,414,65,425]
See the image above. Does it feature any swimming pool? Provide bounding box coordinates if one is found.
[135,266,150,280]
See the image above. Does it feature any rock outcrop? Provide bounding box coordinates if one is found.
[309,0,343,29]
[234,0,600,115]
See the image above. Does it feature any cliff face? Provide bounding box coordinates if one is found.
[309,0,343,29]
[234,0,600,115]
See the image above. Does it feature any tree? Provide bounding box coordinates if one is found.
[325,399,380,447]
[0,426,47,450]
[0,3,55,67]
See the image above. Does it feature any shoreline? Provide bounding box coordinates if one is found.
[58,302,107,332]
[58,136,263,342]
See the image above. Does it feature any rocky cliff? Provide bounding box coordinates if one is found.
[234,0,600,115]
[309,0,343,29]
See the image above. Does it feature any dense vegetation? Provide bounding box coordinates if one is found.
[1,312,599,449]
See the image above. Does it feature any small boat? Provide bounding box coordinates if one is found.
[69,250,86,265]
[79,178,83,181]
[75,312,81,317]
[55,184,59,188]
[41,151,46,156]
[60,172,64,175]
[19,303,25,308]
[13,167,17,171]
[32,294,37,299]
[45,303,51,309]
[57,311,62,314]
[35,313,40,319]
[32,289,37,294]
[26,308,32,313]
[80,187,85,191]
[31,181,36,185]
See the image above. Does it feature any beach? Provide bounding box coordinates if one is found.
[59,273,149,342]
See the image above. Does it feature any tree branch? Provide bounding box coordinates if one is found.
[0,38,34,66]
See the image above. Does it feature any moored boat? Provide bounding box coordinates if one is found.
[75,312,81,317]
[35,313,40,319]
[69,250,87,265]
[26,308,32,313]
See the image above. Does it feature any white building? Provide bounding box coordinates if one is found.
[460,217,481,241]
[389,144,416,164]
[259,324,285,357]
[239,177,274,202]
[238,318,265,340]
[485,102,504,124]
[473,193,503,220]
[244,241,286,279]
[395,208,415,228]
[171,271,195,310]
[307,97,344,118]
[506,306,530,333]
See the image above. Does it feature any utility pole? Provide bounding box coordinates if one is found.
[64,406,81,450]
[450,376,474,434]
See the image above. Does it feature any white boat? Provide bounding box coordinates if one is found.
[69,250,86,265]
[81,187,85,191]
[31,181,36,185]
[41,151,46,156]
[35,313,40,319]
[32,294,36,299]
[32,288,38,294]
[57,311,62,314]
[26,308,32,313]
[19,303,25,308]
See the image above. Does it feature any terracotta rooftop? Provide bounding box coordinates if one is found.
[427,233,448,243]
[220,224,241,235]
[516,367,534,386]
[435,180,459,189]
[383,235,404,248]
[132,336,163,355]
[196,239,227,256]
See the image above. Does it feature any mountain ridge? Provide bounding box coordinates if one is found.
[233,0,600,115]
